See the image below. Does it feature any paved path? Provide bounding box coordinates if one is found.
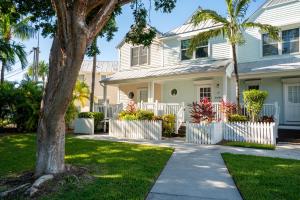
[77,135,300,200]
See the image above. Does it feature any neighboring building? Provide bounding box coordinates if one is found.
[102,0,300,127]
[77,60,119,112]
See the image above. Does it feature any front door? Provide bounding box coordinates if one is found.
[138,88,148,102]
[284,83,300,124]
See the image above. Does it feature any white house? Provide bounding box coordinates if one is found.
[101,0,300,129]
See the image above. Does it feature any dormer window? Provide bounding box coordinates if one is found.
[262,33,279,56]
[181,39,208,60]
[131,46,149,66]
[282,28,299,54]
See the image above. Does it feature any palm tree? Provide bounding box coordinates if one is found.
[27,61,49,89]
[0,9,35,84]
[189,0,280,111]
[73,80,90,108]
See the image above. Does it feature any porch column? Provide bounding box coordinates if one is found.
[223,74,228,101]
[148,81,155,103]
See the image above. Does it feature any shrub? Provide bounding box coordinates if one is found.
[161,114,176,137]
[220,99,237,117]
[118,110,154,121]
[65,102,79,129]
[228,114,248,122]
[189,97,215,123]
[125,100,137,113]
[243,90,268,122]
[260,115,274,123]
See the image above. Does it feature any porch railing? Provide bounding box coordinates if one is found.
[94,103,123,119]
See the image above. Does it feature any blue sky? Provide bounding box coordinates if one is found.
[7,0,263,81]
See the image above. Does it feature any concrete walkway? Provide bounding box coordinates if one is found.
[77,135,300,200]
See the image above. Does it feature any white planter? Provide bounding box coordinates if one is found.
[74,118,94,135]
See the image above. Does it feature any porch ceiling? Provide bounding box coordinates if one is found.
[101,59,232,84]
[239,56,300,78]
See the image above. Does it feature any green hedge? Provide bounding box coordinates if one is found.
[228,114,248,122]
[118,110,154,121]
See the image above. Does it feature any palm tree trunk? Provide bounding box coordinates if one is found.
[89,43,97,112]
[231,44,241,113]
[0,61,5,84]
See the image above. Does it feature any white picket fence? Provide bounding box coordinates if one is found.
[186,122,276,145]
[109,120,162,140]
[186,122,223,144]
[223,122,276,145]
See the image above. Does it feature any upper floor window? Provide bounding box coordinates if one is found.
[282,28,299,54]
[181,39,192,60]
[262,33,279,56]
[181,39,208,60]
[131,46,149,66]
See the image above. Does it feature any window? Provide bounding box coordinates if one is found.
[181,39,192,60]
[170,89,177,96]
[196,41,209,58]
[138,89,148,102]
[131,46,149,66]
[248,85,259,90]
[199,87,211,100]
[282,28,299,54]
[263,33,279,56]
[181,39,209,60]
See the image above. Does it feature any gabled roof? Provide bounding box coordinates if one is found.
[265,0,298,7]
[101,59,232,84]
[80,60,119,73]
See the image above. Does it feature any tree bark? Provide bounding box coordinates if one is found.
[231,44,240,113]
[1,62,5,84]
[89,41,97,112]
[35,0,120,177]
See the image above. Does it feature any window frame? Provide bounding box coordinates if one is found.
[282,28,300,55]
[180,39,209,61]
[130,46,150,67]
[262,33,279,57]
[262,27,300,57]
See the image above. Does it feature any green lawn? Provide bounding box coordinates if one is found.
[222,153,300,200]
[0,134,173,199]
[223,141,275,150]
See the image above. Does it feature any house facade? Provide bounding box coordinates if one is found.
[77,60,119,112]
[102,0,300,127]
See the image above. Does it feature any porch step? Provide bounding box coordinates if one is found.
[277,129,300,143]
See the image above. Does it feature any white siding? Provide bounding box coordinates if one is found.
[239,1,300,63]
[119,39,162,71]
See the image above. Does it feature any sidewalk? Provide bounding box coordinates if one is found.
[77,135,300,200]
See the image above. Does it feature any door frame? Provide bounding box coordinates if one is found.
[137,87,148,102]
[283,82,300,124]
[195,84,213,102]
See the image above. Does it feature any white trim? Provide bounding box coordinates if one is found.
[283,82,300,124]
[193,79,214,85]
[282,78,300,83]
[196,84,213,101]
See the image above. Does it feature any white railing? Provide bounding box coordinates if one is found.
[186,122,223,144]
[211,102,279,122]
[109,120,162,140]
[138,101,184,116]
[223,122,276,145]
[95,103,123,119]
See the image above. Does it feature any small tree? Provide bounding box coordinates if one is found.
[243,90,268,122]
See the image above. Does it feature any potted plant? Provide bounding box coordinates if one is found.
[74,112,104,134]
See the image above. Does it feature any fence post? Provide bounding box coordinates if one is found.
[155,100,158,116]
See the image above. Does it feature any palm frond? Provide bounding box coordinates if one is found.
[235,0,252,19]
[10,42,28,69]
[13,17,35,40]
[191,9,228,26]
[226,0,234,18]
[242,22,280,41]
[188,27,227,54]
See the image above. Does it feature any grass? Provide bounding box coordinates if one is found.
[0,134,173,199]
[222,153,300,200]
[222,141,276,150]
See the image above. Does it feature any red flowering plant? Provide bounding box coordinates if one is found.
[125,100,138,113]
[220,99,237,121]
[189,97,215,123]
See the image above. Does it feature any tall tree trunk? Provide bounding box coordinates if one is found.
[89,42,97,112]
[231,44,240,113]
[0,62,5,84]
[35,34,87,176]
